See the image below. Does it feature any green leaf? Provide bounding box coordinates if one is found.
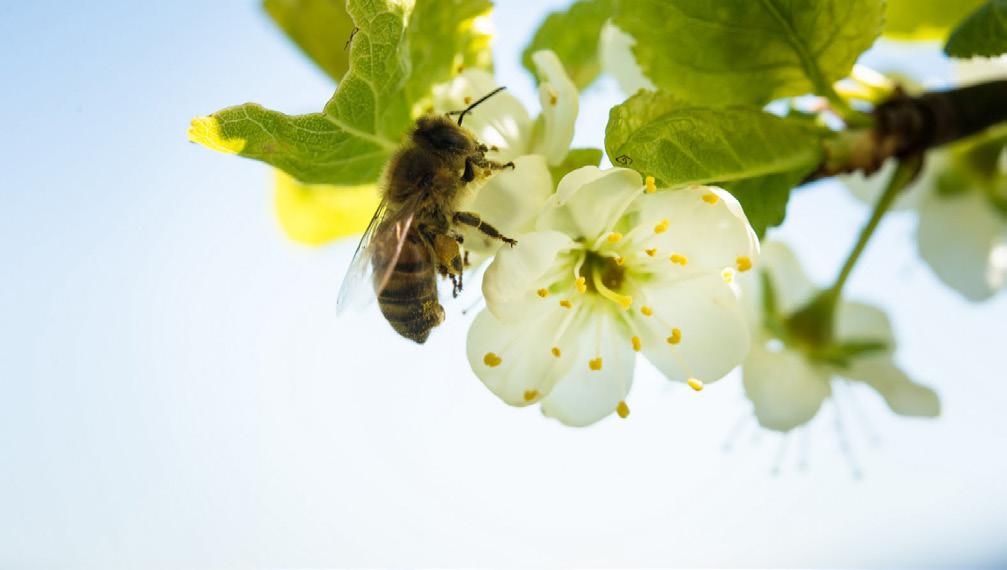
[721,168,811,237]
[885,0,986,40]
[521,0,612,90]
[264,0,356,82]
[549,148,603,182]
[945,0,1007,58]
[405,0,494,107]
[604,90,681,164]
[191,0,494,186]
[612,0,884,105]
[605,95,823,190]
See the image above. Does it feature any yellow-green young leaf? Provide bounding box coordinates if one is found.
[885,0,986,40]
[190,0,410,185]
[549,148,603,182]
[720,168,811,238]
[191,0,494,186]
[612,0,884,105]
[946,0,1007,58]
[521,0,612,90]
[405,0,494,107]
[264,0,355,82]
[605,99,822,189]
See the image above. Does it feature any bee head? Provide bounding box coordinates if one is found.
[412,115,476,156]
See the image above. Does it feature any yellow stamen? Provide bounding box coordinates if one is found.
[575,276,587,294]
[670,253,689,266]
[614,256,625,266]
[722,268,735,283]
[640,305,654,316]
[666,327,682,345]
[631,336,641,352]
[537,288,549,298]
[559,299,573,309]
[616,400,630,418]
[654,219,669,234]
[551,347,561,358]
[463,96,473,105]
[687,378,704,391]
[548,89,558,106]
[589,357,603,371]
[483,352,502,367]
[736,255,753,272]
[523,389,539,402]
[591,268,632,309]
[645,248,656,257]
[607,232,623,243]
[645,176,656,194]
[702,192,719,204]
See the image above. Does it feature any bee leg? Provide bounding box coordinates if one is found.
[462,158,477,183]
[453,211,517,247]
[470,154,515,172]
[449,273,461,298]
[463,250,470,267]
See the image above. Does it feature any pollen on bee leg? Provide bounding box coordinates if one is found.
[702,192,720,204]
[670,253,688,266]
[654,219,669,234]
[616,400,630,418]
[483,352,502,367]
[645,176,657,194]
[631,336,641,352]
[575,276,587,294]
[551,347,561,358]
[666,327,681,345]
[607,232,623,243]
[537,288,550,298]
[640,305,654,316]
[523,389,539,402]
[687,378,704,391]
[589,357,603,371]
[736,256,753,272]
[559,299,573,309]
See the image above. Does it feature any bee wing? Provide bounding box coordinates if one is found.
[335,198,419,315]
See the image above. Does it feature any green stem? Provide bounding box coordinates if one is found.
[826,155,923,299]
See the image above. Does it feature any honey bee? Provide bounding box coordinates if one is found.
[337,87,518,343]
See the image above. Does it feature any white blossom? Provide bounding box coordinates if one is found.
[739,242,940,431]
[468,166,759,426]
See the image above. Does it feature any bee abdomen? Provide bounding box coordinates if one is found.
[376,242,444,344]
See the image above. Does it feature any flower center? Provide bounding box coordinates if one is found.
[579,251,632,309]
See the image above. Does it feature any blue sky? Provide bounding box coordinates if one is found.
[1,1,1005,566]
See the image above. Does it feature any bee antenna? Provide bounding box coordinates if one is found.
[446,86,507,126]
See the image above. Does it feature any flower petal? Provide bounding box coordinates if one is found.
[273,170,379,245]
[540,310,636,426]
[537,166,643,242]
[835,300,895,349]
[917,185,1007,301]
[738,241,817,317]
[431,69,532,162]
[742,340,831,432]
[467,308,577,407]
[599,20,655,95]
[842,359,940,418]
[482,230,578,324]
[840,156,931,210]
[629,186,759,277]
[529,50,578,165]
[459,155,553,257]
[635,273,749,384]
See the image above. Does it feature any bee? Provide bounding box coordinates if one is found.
[337,87,518,343]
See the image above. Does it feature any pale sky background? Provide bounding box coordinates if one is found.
[1,1,1006,567]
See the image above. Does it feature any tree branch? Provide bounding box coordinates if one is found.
[809,79,1007,180]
